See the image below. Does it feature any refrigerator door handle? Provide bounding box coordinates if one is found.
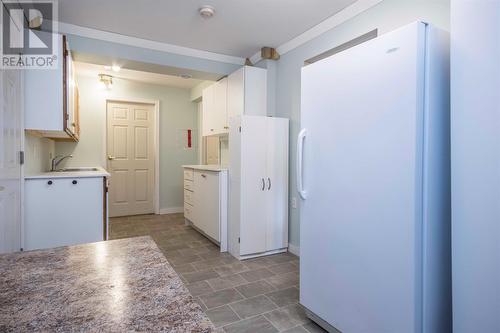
[297,128,307,200]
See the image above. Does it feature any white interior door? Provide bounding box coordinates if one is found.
[0,69,23,254]
[240,116,267,255]
[107,101,155,217]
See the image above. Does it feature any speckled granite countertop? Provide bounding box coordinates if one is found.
[0,236,214,332]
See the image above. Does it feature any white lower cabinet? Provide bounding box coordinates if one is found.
[24,176,107,251]
[183,167,228,251]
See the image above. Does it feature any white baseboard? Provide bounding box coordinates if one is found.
[288,243,300,257]
[159,207,183,215]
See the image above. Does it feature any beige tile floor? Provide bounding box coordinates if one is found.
[109,213,327,333]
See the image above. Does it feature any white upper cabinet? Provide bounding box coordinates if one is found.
[25,34,80,141]
[202,66,266,137]
[202,77,227,136]
[214,78,228,132]
[202,84,216,136]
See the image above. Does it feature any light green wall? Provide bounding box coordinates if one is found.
[55,75,198,210]
[273,0,450,248]
[190,80,214,102]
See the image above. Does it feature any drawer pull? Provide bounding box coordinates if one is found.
[201,174,206,178]
[72,180,78,185]
[47,180,53,185]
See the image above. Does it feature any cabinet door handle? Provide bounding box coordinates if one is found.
[261,178,265,191]
[47,180,53,185]
[267,177,271,190]
[201,174,206,178]
[72,180,78,185]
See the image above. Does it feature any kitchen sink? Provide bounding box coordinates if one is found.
[55,167,100,172]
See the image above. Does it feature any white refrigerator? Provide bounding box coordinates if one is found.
[298,22,451,333]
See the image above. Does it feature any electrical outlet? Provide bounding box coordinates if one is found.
[291,197,297,209]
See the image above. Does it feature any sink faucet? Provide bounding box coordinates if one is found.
[51,155,73,171]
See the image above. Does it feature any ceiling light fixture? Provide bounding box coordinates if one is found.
[112,65,121,72]
[199,5,215,19]
[104,65,111,70]
[98,74,113,90]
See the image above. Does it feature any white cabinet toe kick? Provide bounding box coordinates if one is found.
[183,166,228,252]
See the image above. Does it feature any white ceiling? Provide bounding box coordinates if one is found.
[58,0,357,58]
[75,62,207,89]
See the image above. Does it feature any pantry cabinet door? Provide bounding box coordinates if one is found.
[240,116,268,255]
[265,118,289,251]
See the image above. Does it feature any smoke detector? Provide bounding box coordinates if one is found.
[199,5,215,19]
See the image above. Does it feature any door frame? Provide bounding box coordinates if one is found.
[104,97,160,215]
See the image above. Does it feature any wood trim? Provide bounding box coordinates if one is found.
[62,35,69,135]
[103,177,108,240]
[62,35,78,142]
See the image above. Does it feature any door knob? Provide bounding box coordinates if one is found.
[108,155,115,160]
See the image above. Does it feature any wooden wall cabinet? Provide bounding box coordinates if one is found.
[25,34,80,141]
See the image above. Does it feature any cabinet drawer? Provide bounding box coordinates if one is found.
[184,168,194,181]
[184,180,194,191]
[184,189,194,205]
[184,203,194,221]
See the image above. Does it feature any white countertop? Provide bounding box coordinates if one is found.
[183,165,228,172]
[25,167,110,179]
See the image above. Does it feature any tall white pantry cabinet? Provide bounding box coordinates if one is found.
[229,115,289,259]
